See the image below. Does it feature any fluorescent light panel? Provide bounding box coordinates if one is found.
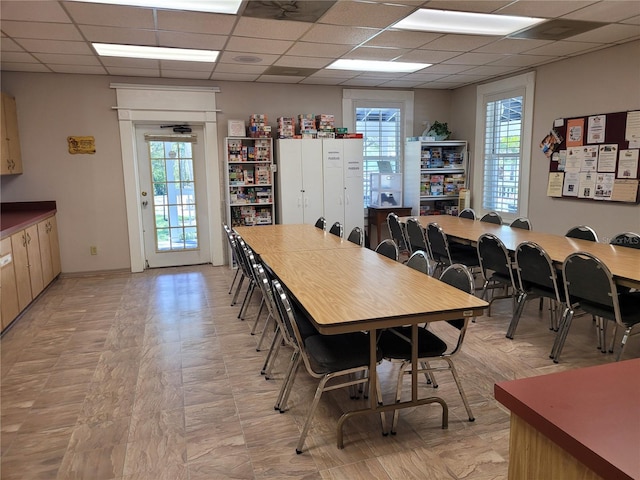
[93,43,219,62]
[68,0,242,15]
[327,59,431,73]
[393,9,546,36]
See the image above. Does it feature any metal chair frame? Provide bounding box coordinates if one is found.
[477,233,518,315]
[565,225,598,242]
[374,239,399,261]
[347,226,364,246]
[406,250,435,276]
[458,208,476,220]
[329,221,343,238]
[314,217,327,230]
[509,217,532,230]
[387,212,409,255]
[405,217,429,254]
[480,211,503,225]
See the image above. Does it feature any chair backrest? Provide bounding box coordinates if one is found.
[562,252,619,316]
[406,250,433,275]
[510,217,532,230]
[406,217,428,253]
[223,223,238,259]
[374,239,399,261]
[439,264,475,348]
[252,261,277,318]
[347,226,364,246]
[480,211,503,225]
[234,236,253,277]
[329,221,343,238]
[565,225,598,242]
[387,212,408,250]
[271,279,303,348]
[314,217,326,230]
[426,222,452,265]
[458,208,476,220]
[610,232,640,249]
[477,233,514,281]
[514,241,562,301]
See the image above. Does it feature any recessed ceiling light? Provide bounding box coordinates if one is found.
[393,9,546,36]
[327,59,431,73]
[68,0,242,15]
[93,43,219,62]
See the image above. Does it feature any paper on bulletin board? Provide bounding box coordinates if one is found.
[597,144,618,172]
[566,118,584,147]
[594,173,614,200]
[578,172,596,199]
[547,172,564,197]
[610,179,639,202]
[587,115,606,143]
[562,171,579,196]
[617,149,639,179]
[625,111,640,145]
[580,145,598,172]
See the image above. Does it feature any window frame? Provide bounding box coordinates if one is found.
[473,72,535,222]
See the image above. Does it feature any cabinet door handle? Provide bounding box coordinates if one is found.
[22,233,27,247]
[26,232,31,244]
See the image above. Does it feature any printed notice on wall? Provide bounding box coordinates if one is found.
[547,172,564,197]
[610,179,639,202]
[617,149,639,179]
[625,111,640,147]
[597,144,618,172]
[594,173,614,200]
[578,172,596,199]
[566,118,584,147]
[587,115,606,143]
[562,171,579,196]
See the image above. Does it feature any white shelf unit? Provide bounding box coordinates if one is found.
[404,140,468,215]
[225,137,274,228]
[276,138,364,235]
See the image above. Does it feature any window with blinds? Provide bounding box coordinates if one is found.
[355,106,402,206]
[482,94,523,214]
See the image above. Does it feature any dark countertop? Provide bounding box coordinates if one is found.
[494,358,640,480]
[1,201,57,238]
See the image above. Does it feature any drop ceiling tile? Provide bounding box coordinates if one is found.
[14,39,93,55]
[495,1,597,18]
[1,38,24,52]
[352,71,405,79]
[210,72,260,82]
[462,65,522,76]
[275,56,331,68]
[420,34,500,52]
[225,37,293,55]
[1,62,50,72]
[378,79,428,87]
[344,46,410,60]
[286,42,353,58]
[256,75,304,84]
[65,2,155,29]
[214,63,267,74]
[415,81,462,89]
[621,15,640,26]
[401,72,452,81]
[489,53,559,66]
[49,64,107,74]
[396,49,462,63]
[523,40,602,56]
[160,69,212,79]
[422,63,475,74]
[1,21,83,41]
[474,38,553,54]
[156,32,228,50]
[319,2,414,28]
[565,23,640,43]
[421,1,513,14]
[300,24,381,45]
[300,77,344,85]
[101,57,159,68]
[339,77,388,87]
[78,25,157,46]
[1,1,71,22]
[562,1,640,23]
[32,53,101,66]
[217,51,279,65]
[443,52,508,65]
[106,66,160,77]
[0,52,37,63]
[309,69,358,78]
[157,10,236,35]
[160,60,214,71]
[232,17,311,41]
[364,30,443,49]
[440,73,494,83]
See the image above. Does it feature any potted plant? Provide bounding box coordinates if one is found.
[426,121,451,141]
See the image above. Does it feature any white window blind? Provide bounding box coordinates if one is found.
[355,106,402,206]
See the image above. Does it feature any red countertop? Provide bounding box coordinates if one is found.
[1,201,57,238]
[495,359,640,480]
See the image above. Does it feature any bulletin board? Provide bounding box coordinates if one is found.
[543,110,640,203]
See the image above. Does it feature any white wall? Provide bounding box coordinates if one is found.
[451,40,640,241]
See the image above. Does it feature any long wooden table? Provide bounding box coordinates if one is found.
[258,245,488,448]
[400,215,640,289]
[234,224,359,254]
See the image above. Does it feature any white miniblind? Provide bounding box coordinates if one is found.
[482,93,523,214]
[355,106,402,206]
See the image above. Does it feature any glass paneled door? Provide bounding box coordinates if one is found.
[136,125,210,268]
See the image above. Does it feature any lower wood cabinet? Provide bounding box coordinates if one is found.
[1,237,20,330]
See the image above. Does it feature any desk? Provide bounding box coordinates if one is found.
[495,359,640,480]
[400,215,640,289]
[367,206,412,247]
[259,246,488,447]
[234,224,359,255]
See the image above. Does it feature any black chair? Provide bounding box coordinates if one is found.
[506,241,564,339]
[426,222,479,275]
[510,217,532,230]
[551,252,640,363]
[387,212,409,256]
[271,280,385,453]
[477,233,518,315]
[565,225,598,242]
[347,226,364,246]
[610,232,640,249]
[405,217,429,254]
[314,216,326,230]
[223,224,241,295]
[374,239,399,261]
[379,263,477,433]
[406,250,434,276]
[480,211,503,225]
[458,208,476,220]
[329,221,343,237]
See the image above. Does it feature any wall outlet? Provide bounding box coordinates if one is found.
[90,246,98,255]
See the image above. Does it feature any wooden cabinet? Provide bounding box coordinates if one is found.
[11,224,44,312]
[38,216,61,285]
[0,237,20,330]
[1,92,23,175]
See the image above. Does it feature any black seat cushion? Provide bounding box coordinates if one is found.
[378,326,447,359]
[580,292,640,326]
[304,332,381,374]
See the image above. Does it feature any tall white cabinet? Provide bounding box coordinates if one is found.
[276,138,364,235]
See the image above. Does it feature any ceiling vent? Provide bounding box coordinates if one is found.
[262,65,320,76]
[509,19,608,41]
[241,1,336,22]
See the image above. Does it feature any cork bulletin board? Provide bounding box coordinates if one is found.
[544,110,640,203]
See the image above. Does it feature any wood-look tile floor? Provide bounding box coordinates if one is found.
[2,264,637,479]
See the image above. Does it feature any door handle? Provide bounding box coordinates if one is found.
[142,200,148,207]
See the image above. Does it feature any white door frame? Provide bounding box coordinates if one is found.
[112,83,224,272]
